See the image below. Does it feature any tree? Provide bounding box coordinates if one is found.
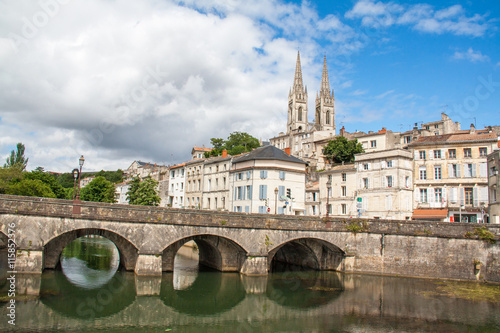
[323,137,364,164]
[4,143,29,170]
[207,132,260,157]
[8,179,56,198]
[80,176,116,203]
[24,171,66,199]
[0,167,23,194]
[126,177,161,206]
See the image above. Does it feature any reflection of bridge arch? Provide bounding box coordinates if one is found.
[266,271,344,309]
[0,230,8,248]
[162,234,247,272]
[43,228,139,271]
[40,270,136,319]
[269,238,345,272]
[160,272,246,315]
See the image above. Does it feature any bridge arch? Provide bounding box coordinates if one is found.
[0,230,8,249]
[269,238,345,272]
[43,228,139,271]
[161,234,247,272]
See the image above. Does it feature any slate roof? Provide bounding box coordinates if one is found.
[232,145,307,164]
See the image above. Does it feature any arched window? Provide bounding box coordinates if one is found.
[298,107,303,121]
[326,110,330,124]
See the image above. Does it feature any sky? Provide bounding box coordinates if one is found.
[0,0,499,172]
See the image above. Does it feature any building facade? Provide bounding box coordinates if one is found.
[230,146,307,215]
[409,126,497,222]
[168,163,185,208]
[487,150,500,224]
[202,155,232,211]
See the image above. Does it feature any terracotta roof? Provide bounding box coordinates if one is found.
[192,146,212,152]
[170,162,186,169]
[412,209,448,219]
[306,181,319,190]
[408,130,497,146]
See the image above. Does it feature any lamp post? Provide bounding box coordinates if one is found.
[326,179,331,218]
[459,205,464,223]
[274,187,279,214]
[76,155,85,201]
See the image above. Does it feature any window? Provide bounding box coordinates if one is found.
[420,189,428,203]
[405,176,410,188]
[363,163,369,170]
[435,188,442,203]
[260,170,268,179]
[341,204,347,215]
[464,163,476,178]
[363,178,369,189]
[341,173,346,182]
[370,140,377,148]
[207,179,211,191]
[326,110,330,124]
[434,150,441,159]
[341,186,347,197]
[450,164,460,178]
[419,151,426,160]
[465,188,473,205]
[464,148,472,158]
[386,160,393,168]
[387,176,393,188]
[479,148,487,157]
[279,171,286,180]
[434,124,439,129]
[448,149,456,159]
[223,177,226,187]
[215,198,217,209]
[246,185,252,200]
[258,206,267,214]
[238,172,243,180]
[258,185,267,200]
[419,166,427,180]
[404,136,411,144]
[434,166,441,180]
[236,186,243,200]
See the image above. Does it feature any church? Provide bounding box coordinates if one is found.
[270,52,337,170]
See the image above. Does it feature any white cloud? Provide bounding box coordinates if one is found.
[452,48,490,63]
[347,1,491,37]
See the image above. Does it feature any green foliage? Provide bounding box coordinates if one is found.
[207,132,260,157]
[0,167,23,194]
[95,169,124,184]
[473,227,496,244]
[345,221,368,234]
[8,179,56,198]
[4,143,29,171]
[24,171,66,199]
[126,177,161,206]
[80,176,116,203]
[54,169,123,189]
[323,137,364,164]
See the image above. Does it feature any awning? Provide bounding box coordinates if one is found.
[412,208,448,219]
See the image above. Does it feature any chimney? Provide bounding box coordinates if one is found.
[284,147,291,156]
[340,126,345,137]
[222,149,228,158]
[378,127,387,134]
[470,123,475,134]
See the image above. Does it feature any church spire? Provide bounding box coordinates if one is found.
[293,51,304,93]
[320,55,331,97]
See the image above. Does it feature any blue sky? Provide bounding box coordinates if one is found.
[0,0,499,171]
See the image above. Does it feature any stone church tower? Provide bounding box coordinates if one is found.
[287,51,308,134]
[315,55,335,133]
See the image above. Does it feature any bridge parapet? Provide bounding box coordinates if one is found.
[0,194,498,239]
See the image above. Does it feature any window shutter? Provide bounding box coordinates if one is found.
[473,187,479,207]
[247,171,251,180]
[429,151,434,160]
[479,163,487,177]
[242,186,246,200]
[480,187,488,203]
[248,185,252,200]
[442,187,447,204]
[245,206,249,213]
[457,165,461,178]
[459,188,465,205]
[278,207,284,214]
[414,151,419,160]
[338,205,342,215]
[472,164,477,177]
[429,188,435,203]
[234,188,237,201]
[381,161,386,169]
[263,185,267,199]
[448,164,454,178]
[279,186,285,199]
[415,188,420,203]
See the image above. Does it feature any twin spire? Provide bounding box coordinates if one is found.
[291,52,332,100]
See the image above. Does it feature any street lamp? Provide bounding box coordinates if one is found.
[274,187,279,214]
[459,205,464,223]
[76,155,85,201]
[326,179,332,218]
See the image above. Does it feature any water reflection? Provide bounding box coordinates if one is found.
[1,240,500,332]
[173,241,199,291]
[61,235,119,289]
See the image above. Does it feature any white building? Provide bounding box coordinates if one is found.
[203,154,232,211]
[168,163,186,208]
[230,145,307,215]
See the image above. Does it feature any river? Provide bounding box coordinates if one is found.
[1,236,499,332]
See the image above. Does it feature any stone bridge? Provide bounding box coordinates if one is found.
[0,195,499,282]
